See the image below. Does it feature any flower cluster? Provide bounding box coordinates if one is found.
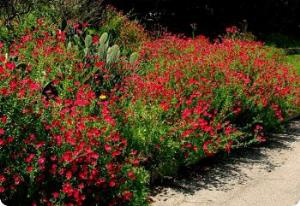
[123,34,299,167]
[0,19,148,205]
[0,18,299,205]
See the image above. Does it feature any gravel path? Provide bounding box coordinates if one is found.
[151,119,300,206]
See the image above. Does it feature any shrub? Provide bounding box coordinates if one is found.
[121,34,300,177]
[0,16,299,204]
[99,6,149,55]
[0,19,149,205]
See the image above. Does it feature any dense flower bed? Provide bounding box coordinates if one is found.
[0,19,299,205]
[0,20,148,205]
[122,33,300,175]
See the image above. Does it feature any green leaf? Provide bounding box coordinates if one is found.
[129,52,139,65]
[85,35,92,48]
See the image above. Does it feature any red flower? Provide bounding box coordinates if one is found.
[0,186,4,193]
[14,175,22,185]
[66,171,72,180]
[7,136,13,143]
[75,99,90,107]
[127,171,136,180]
[1,116,7,124]
[225,140,233,154]
[92,35,100,44]
[62,182,73,196]
[109,180,116,187]
[52,192,59,199]
[38,157,45,165]
[0,128,5,135]
[95,61,105,68]
[96,178,106,186]
[62,151,73,163]
[0,175,6,183]
[224,126,233,135]
[203,140,215,157]
[122,191,133,201]
[104,144,112,152]
[112,150,121,157]
[5,62,16,70]
[29,82,40,91]
[182,108,192,119]
[182,130,193,138]
[256,135,266,143]
[160,102,169,111]
[27,166,33,173]
[25,154,35,163]
[226,26,239,34]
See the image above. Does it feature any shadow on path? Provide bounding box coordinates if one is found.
[151,119,300,197]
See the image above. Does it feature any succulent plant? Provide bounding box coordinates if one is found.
[67,41,72,50]
[97,32,109,59]
[99,32,108,45]
[129,52,139,65]
[73,34,80,45]
[106,44,120,65]
[84,34,93,48]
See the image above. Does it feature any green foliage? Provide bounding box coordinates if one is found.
[107,44,121,64]
[99,6,149,55]
[0,4,299,204]
[0,19,149,206]
[122,100,181,178]
[129,52,139,65]
[285,54,300,74]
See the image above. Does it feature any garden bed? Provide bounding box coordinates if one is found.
[0,9,299,205]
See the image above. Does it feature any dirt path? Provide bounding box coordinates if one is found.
[151,120,300,206]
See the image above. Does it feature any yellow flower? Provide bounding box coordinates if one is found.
[99,94,107,100]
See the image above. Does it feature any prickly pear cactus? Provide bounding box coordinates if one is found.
[106,44,120,65]
[99,32,108,45]
[97,32,109,59]
[129,52,139,65]
[85,35,93,48]
[71,31,139,86]
[73,34,80,45]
